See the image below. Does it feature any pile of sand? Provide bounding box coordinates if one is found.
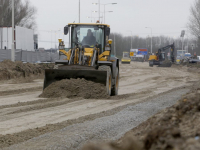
[0,60,53,80]
[40,78,108,99]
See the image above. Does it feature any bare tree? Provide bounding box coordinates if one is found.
[0,0,37,29]
[188,0,200,38]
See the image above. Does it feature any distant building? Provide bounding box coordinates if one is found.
[0,26,34,51]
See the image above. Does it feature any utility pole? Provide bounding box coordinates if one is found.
[79,0,80,23]
[145,27,152,54]
[0,4,3,49]
[150,29,152,54]
[11,0,15,62]
[99,0,100,21]
[104,5,105,23]
[114,34,116,56]
[127,30,132,50]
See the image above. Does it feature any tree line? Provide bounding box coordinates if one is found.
[110,0,200,58]
[109,33,199,58]
[0,0,37,29]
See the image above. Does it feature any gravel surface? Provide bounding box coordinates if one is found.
[3,88,190,150]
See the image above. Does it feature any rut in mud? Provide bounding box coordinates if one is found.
[40,78,108,99]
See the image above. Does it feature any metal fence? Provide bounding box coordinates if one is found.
[0,49,60,63]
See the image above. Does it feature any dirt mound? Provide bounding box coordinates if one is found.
[82,136,143,150]
[40,78,108,99]
[0,60,53,81]
[142,92,200,150]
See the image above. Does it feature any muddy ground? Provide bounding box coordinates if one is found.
[0,62,199,150]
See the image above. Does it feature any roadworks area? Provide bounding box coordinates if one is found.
[83,81,200,150]
[0,60,199,150]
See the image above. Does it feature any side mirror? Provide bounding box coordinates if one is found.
[105,27,110,36]
[64,26,68,35]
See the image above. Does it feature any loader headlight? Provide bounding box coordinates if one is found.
[108,39,112,44]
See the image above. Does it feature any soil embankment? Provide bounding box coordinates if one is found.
[0,60,53,82]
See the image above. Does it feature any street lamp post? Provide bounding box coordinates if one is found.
[103,3,116,23]
[0,5,3,49]
[92,2,117,23]
[145,27,152,54]
[79,0,80,23]
[91,11,97,22]
[99,11,113,23]
[114,33,116,56]
[127,30,132,49]
[11,0,15,62]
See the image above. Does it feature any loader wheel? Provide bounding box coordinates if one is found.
[98,66,112,96]
[111,67,119,96]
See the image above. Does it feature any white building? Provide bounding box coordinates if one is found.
[0,26,34,51]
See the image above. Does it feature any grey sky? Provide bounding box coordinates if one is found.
[29,0,195,49]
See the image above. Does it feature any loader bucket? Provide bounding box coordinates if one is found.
[43,69,107,90]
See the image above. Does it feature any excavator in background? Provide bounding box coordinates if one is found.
[43,23,119,96]
[149,43,175,67]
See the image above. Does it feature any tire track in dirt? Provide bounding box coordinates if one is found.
[0,62,199,149]
[4,90,152,115]
[0,86,190,149]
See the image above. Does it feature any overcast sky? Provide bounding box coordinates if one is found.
[29,0,195,49]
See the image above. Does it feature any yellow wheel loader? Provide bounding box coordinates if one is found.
[43,23,119,96]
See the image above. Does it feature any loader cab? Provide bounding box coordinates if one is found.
[158,52,165,61]
[65,23,110,53]
[157,49,166,61]
[123,52,130,58]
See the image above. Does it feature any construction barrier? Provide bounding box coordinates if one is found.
[0,49,60,63]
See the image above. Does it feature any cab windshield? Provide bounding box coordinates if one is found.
[123,53,129,58]
[71,25,104,50]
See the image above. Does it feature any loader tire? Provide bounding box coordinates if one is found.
[111,67,119,96]
[98,66,112,96]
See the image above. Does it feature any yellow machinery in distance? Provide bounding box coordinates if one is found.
[121,52,131,64]
[148,43,175,67]
[44,23,119,96]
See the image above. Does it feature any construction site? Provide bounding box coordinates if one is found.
[0,0,200,150]
[0,56,199,150]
